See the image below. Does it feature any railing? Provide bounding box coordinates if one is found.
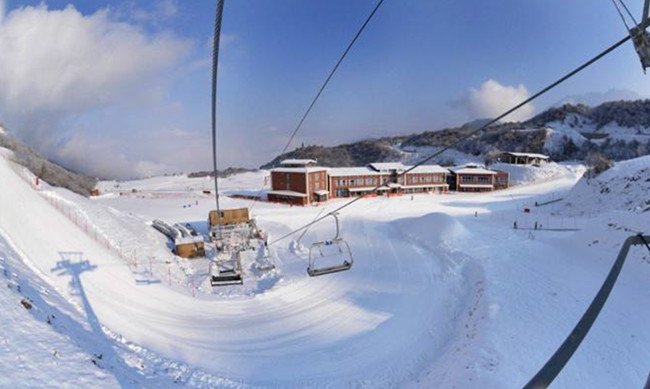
[9,163,200,295]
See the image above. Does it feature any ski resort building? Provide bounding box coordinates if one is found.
[495,151,550,166]
[448,164,509,192]
[267,160,329,206]
[268,160,506,205]
[328,163,449,198]
[403,165,450,194]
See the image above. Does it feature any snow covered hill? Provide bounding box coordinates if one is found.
[560,155,650,216]
[1,143,649,388]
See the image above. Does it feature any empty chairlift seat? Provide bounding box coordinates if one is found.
[307,213,354,277]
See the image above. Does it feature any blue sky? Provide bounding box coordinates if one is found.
[1,0,649,178]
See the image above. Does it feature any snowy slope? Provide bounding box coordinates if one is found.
[489,162,584,186]
[0,234,121,388]
[560,155,650,216]
[2,144,650,388]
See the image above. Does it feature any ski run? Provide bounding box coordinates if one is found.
[1,147,650,388]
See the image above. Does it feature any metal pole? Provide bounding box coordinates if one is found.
[642,0,650,32]
[211,0,226,240]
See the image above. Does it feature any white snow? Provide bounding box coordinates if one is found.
[1,145,650,388]
[491,162,584,186]
[559,155,650,216]
[543,123,588,154]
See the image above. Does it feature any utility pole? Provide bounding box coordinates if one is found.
[211,0,226,240]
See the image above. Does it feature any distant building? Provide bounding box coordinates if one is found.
[403,165,449,194]
[448,164,508,192]
[496,152,550,166]
[328,163,448,198]
[267,159,328,205]
[328,167,384,198]
[268,160,503,206]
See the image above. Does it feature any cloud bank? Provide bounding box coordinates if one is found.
[0,3,193,178]
[453,79,535,123]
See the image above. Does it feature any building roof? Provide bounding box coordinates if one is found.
[267,190,308,197]
[406,165,449,174]
[280,159,317,166]
[315,190,330,195]
[271,166,328,174]
[503,152,550,159]
[367,162,407,172]
[327,167,381,177]
[449,164,497,175]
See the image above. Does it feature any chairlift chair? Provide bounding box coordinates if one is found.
[209,252,243,286]
[307,213,353,277]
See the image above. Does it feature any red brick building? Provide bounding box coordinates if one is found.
[268,160,504,205]
[328,167,383,198]
[403,165,449,194]
[448,164,509,192]
[329,163,449,198]
[267,160,328,205]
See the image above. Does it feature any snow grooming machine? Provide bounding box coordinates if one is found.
[307,213,353,277]
[209,250,243,286]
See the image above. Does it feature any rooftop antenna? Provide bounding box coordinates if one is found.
[211,0,225,239]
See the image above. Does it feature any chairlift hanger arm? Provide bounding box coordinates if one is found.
[524,234,650,388]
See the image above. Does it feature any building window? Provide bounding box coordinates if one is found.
[462,176,473,183]
[478,176,490,183]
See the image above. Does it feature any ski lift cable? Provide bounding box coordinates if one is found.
[618,0,639,25]
[248,0,387,211]
[612,0,633,31]
[523,234,650,388]
[268,32,633,247]
[211,0,226,239]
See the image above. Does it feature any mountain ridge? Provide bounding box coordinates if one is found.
[261,99,650,169]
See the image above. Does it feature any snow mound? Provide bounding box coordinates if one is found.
[395,212,469,251]
[561,155,650,216]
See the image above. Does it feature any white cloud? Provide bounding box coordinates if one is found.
[0,4,189,116]
[56,132,186,179]
[0,3,193,177]
[453,79,535,123]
